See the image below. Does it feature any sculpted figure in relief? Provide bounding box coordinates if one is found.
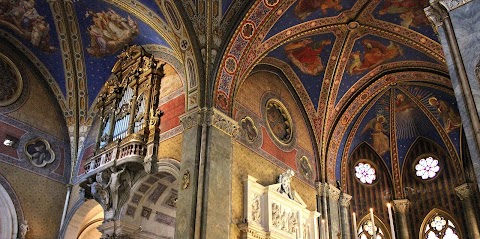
[289,212,298,233]
[272,203,281,227]
[19,220,29,239]
[278,169,295,199]
[251,194,261,223]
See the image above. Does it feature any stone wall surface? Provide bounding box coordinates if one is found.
[0,163,66,239]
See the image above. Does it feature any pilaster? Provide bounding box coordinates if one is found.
[317,183,341,239]
[175,107,238,239]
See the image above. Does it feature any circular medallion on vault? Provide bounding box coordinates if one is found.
[265,98,293,144]
[0,53,23,107]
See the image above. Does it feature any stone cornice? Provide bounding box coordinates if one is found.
[393,199,410,214]
[455,183,473,200]
[179,108,239,137]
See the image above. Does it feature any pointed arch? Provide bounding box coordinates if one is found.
[419,209,463,239]
[401,137,465,237]
[356,214,391,239]
[346,143,394,228]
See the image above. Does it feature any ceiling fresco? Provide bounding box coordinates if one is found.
[0,0,64,93]
[214,0,456,183]
[73,1,172,105]
[0,0,464,185]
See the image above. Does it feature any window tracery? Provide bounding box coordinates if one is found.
[357,219,385,239]
[415,156,440,180]
[355,162,377,184]
[423,214,459,239]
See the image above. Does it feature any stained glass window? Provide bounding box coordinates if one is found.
[415,156,440,180]
[423,214,459,239]
[355,162,376,184]
[357,219,385,239]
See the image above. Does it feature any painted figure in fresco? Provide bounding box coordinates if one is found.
[0,0,55,51]
[85,9,139,57]
[362,115,389,157]
[285,38,332,76]
[347,39,402,75]
[395,93,419,139]
[428,97,461,133]
[294,0,343,20]
[241,117,258,142]
[378,0,429,28]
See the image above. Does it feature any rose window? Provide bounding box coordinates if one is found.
[355,163,376,184]
[415,156,440,180]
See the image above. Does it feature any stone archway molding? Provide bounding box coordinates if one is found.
[0,183,18,239]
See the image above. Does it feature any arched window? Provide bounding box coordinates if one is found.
[357,219,386,239]
[421,210,461,239]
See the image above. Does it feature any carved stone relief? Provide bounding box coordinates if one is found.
[240,175,320,239]
[251,194,261,223]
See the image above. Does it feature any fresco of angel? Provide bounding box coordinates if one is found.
[0,0,55,51]
[378,0,429,28]
[362,115,389,157]
[85,9,139,57]
[294,0,343,20]
[347,39,403,75]
[284,38,332,76]
[428,97,461,133]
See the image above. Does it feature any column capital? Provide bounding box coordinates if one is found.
[424,1,448,33]
[439,0,473,11]
[180,107,239,137]
[455,183,474,200]
[339,193,352,207]
[316,182,341,200]
[393,199,410,214]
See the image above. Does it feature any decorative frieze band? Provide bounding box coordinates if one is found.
[180,108,239,137]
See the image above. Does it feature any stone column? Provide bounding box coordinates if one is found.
[455,184,480,239]
[339,193,352,239]
[392,199,409,239]
[175,108,238,239]
[425,0,480,190]
[317,183,342,239]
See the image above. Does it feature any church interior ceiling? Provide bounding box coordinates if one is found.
[0,0,464,186]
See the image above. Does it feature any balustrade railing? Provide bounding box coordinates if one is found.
[84,137,146,174]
